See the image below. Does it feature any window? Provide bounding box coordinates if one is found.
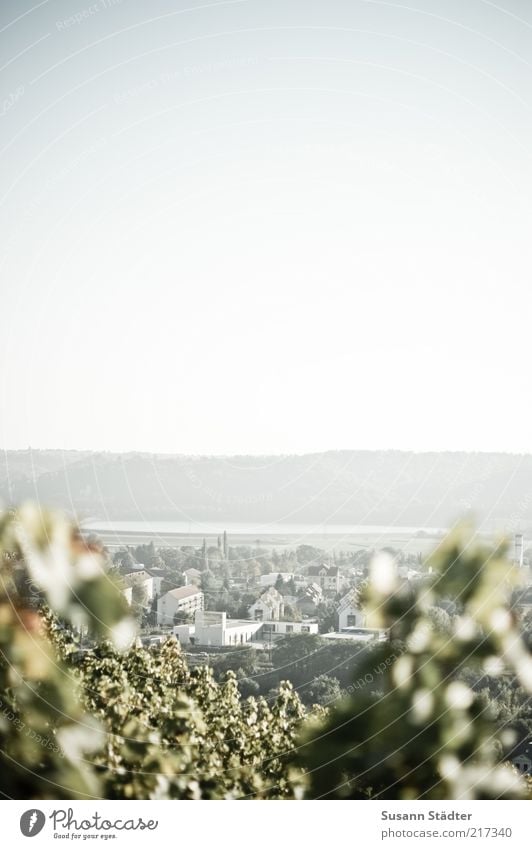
[301,626,310,633]
[347,614,358,627]
[286,625,293,633]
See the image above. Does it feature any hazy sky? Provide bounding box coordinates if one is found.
[1,0,531,455]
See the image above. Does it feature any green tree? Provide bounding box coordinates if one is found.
[131,582,149,623]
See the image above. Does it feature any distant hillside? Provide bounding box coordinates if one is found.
[1,449,531,532]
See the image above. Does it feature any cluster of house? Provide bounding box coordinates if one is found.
[257,564,343,615]
[156,582,380,648]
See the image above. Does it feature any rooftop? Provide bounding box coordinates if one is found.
[123,572,154,588]
[307,564,339,577]
[165,585,202,600]
[322,628,387,643]
[337,590,361,612]
[226,618,261,628]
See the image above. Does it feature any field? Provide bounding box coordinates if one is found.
[87,525,453,557]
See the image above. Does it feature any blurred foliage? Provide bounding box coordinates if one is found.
[0,505,305,799]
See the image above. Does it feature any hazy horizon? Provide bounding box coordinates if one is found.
[3,447,532,532]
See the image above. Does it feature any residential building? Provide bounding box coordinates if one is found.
[337,591,366,630]
[173,610,318,647]
[260,620,319,637]
[122,585,133,605]
[295,582,323,616]
[511,740,532,775]
[322,628,387,644]
[157,585,204,625]
[306,564,340,593]
[122,570,155,606]
[147,569,166,595]
[173,611,263,647]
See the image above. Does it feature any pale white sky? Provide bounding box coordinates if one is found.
[1,0,531,454]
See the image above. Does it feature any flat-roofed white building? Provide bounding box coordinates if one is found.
[184,567,202,585]
[260,620,319,637]
[122,570,155,608]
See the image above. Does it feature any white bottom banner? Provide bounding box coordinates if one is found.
[1,800,529,848]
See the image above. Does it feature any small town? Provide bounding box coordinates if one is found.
[83,528,532,781]
[114,531,406,654]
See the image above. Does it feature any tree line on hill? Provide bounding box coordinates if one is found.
[3,448,532,529]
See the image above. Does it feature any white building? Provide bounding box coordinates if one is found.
[148,570,165,596]
[173,610,263,647]
[511,741,532,775]
[296,582,323,615]
[183,567,202,585]
[259,572,294,588]
[196,611,263,647]
[322,628,387,644]
[157,585,204,625]
[512,534,525,569]
[260,620,318,637]
[249,587,284,621]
